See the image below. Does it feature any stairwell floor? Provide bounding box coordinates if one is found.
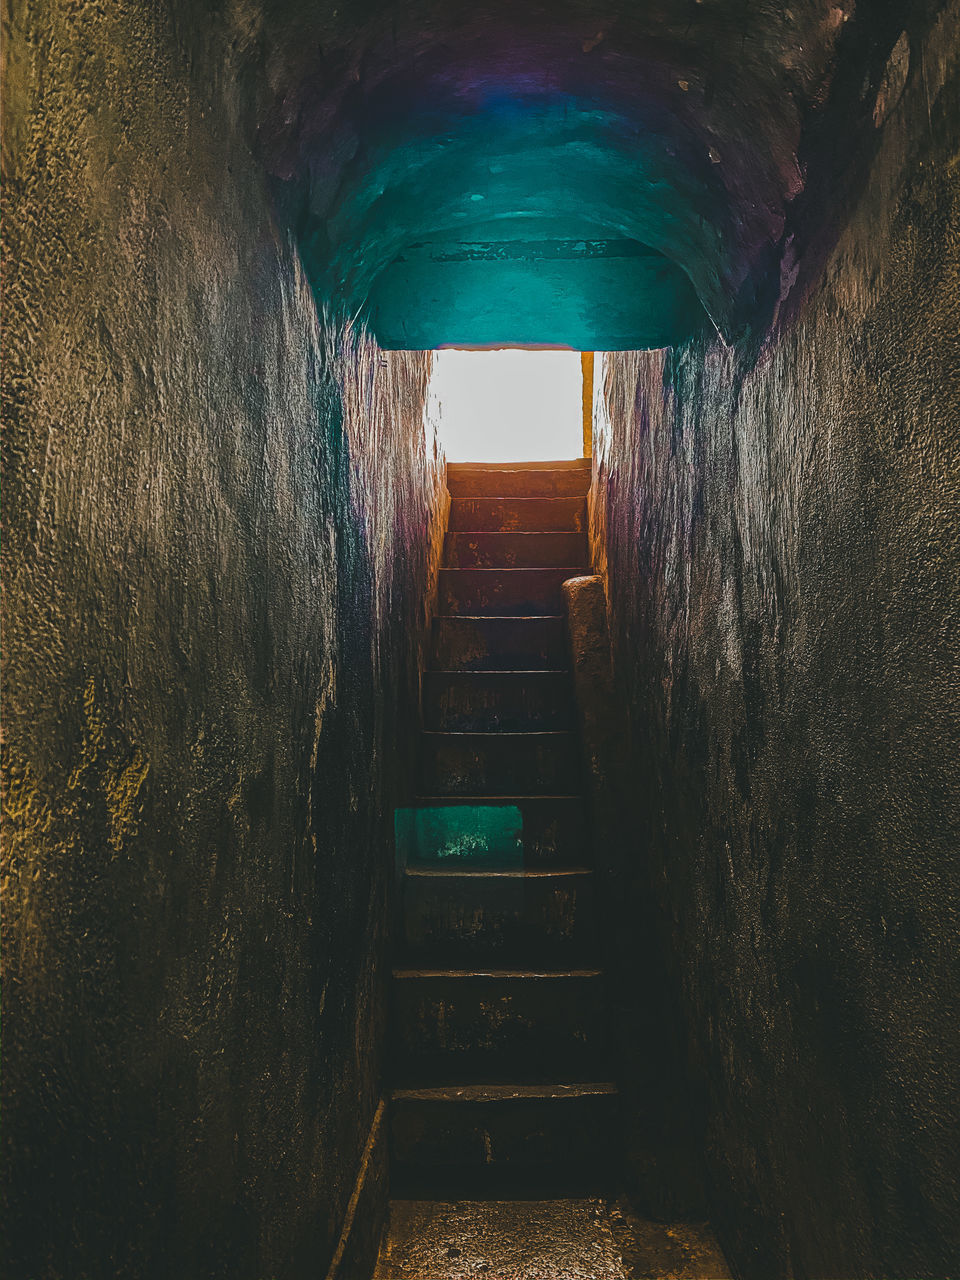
[373,1197,732,1280]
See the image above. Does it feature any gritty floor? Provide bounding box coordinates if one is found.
[374,1197,732,1279]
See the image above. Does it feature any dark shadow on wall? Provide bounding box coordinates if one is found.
[589,12,960,1278]
[0,4,446,1278]
[3,1,957,1277]
[564,574,711,1222]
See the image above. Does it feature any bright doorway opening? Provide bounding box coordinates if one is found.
[429,349,584,463]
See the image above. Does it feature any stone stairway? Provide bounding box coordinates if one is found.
[389,458,618,1192]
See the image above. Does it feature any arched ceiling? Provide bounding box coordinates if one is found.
[253,0,872,349]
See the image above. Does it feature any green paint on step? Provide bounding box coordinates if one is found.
[396,805,523,865]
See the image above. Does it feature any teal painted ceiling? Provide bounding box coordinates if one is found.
[253,1,891,349]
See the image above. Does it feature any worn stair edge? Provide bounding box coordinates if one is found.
[389,1081,619,1183]
[423,667,573,679]
[447,472,591,498]
[423,669,576,732]
[400,866,596,962]
[403,866,592,878]
[411,795,585,803]
[433,613,567,622]
[408,794,587,809]
[418,736,581,795]
[431,615,568,672]
[438,567,589,615]
[447,459,591,471]
[420,730,580,741]
[392,1081,616,1101]
[393,966,603,979]
[448,496,587,532]
[443,531,588,569]
[391,967,608,1081]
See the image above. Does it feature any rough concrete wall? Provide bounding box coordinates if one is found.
[1,4,445,1278]
[591,12,960,1279]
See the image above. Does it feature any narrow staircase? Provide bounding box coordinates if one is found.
[389,458,618,1193]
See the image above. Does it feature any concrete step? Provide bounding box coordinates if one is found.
[400,867,596,966]
[397,797,588,868]
[391,968,607,1082]
[432,616,567,672]
[390,1082,617,1182]
[448,496,587,532]
[419,732,580,795]
[449,459,591,470]
[438,568,585,616]
[443,531,587,569]
[447,461,591,499]
[423,671,575,731]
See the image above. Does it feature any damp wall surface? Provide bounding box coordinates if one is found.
[1,4,445,1278]
[591,12,960,1280]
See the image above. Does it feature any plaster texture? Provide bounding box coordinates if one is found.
[4,1,959,1277]
[564,575,706,1219]
[1,4,445,1277]
[374,1198,731,1280]
[590,10,960,1277]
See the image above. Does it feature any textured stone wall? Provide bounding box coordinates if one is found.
[591,11,960,1279]
[1,4,445,1278]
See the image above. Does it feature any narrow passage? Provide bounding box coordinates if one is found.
[381,458,730,1277]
